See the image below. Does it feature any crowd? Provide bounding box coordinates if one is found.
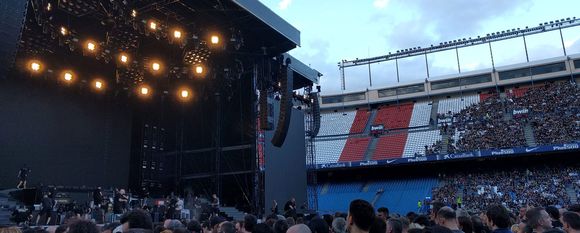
[432,165,579,214]
[508,81,580,145]
[3,197,580,233]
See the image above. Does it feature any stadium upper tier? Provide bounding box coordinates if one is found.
[312,79,580,165]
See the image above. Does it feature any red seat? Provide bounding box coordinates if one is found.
[374,103,413,129]
[338,137,371,162]
[350,110,370,134]
[372,133,408,160]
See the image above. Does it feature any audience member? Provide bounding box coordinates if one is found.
[347,200,375,233]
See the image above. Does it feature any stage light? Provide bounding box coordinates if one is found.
[139,86,150,95]
[149,21,157,30]
[181,90,189,98]
[63,72,73,82]
[210,35,219,44]
[28,61,41,72]
[119,53,129,63]
[152,62,161,71]
[60,27,67,36]
[173,30,182,39]
[195,65,203,74]
[46,3,52,11]
[94,80,104,90]
[86,41,96,51]
[131,10,137,18]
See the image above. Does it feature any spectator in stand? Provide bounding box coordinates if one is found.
[347,200,375,233]
[525,208,553,233]
[561,212,580,233]
[437,207,464,233]
[485,204,512,233]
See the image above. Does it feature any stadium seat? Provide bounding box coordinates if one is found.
[338,137,371,162]
[409,102,432,127]
[315,137,347,164]
[318,111,356,136]
[402,130,442,157]
[350,109,371,134]
[437,95,480,115]
[372,133,408,160]
[374,103,414,129]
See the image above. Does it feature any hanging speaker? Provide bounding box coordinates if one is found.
[259,85,271,130]
[311,92,320,137]
[271,58,293,147]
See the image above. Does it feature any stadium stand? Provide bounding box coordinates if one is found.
[314,137,346,164]
[506,86,530,98]
[338,137,371,162]
[409,102,433,127]
[317,110,356,136]
[350,109,371,134]
[374,103,413,129]
[402,130,442,157]
[437,94,480,115]
[372,133,408,160]
[369,178,438,215]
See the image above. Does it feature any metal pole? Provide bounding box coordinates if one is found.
[368,63,372,87]
[559,26,567,57]
[395,58,400,83]
[340,63,346,90]
[424,52,430,79]
[489,42,499,93]
[523,34,534,86]
[455,47,461,73]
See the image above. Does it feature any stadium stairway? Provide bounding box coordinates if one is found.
[523,123,537,147]
[566,186,578,204]
[364,137,380,161]
[440,133,449,155]
[430,101,439,128]
[364,109,378,135]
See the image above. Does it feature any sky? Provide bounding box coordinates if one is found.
[258,0,580,95]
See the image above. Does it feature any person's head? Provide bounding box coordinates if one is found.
[437,207,458,229]
[546,206,561,221]
[568,205,580,215]
[332,218,347,233]
[458,216,473,233]
[485,204,511,230]
[309,218,329,233]
[287,224,312,233]
[323,215,334,230]
[102,223,121,233]
[120,189,126,195]
[378,208,390,221]
[213,194,218,199]
[120,209,154,232]
[369,217,386,233]
[273,220,288,233]
[188,220,202,233]
[252,224,272,233]
[68,219,100,233]
[387,218,403,233]
[526,207,553,231]
[431,202,445,221]
[414,215,430,228]
[348,199,376,233]
[287,218,296,227]
[165,220,185,231]
[562,212,580,233]
[244,214,258,233]
[219,222,236,233]
[291,198,296,203]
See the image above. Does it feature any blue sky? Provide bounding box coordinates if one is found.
[259,0,580,95]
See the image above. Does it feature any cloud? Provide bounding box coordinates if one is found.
[278,0,292,10]
[373,0,390,9]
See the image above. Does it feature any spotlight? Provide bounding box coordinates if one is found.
[94,80,104,90]
[86,41,96,51]
[210,35,219,44]
[181,90,189,98]
[151,62,161,71]
[138,85,151,96]
[195,65,204,74]
[173,30,182,39]
[149,21,157,30]
[119,53,129,63]
[131,9,137,18]
[63,72,74,82]
[60,27,67,36]
[28,60,42,73]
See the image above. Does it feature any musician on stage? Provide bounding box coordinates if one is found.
[17,165,30,189]
[211,194,220,216]
[284,197,297,218]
